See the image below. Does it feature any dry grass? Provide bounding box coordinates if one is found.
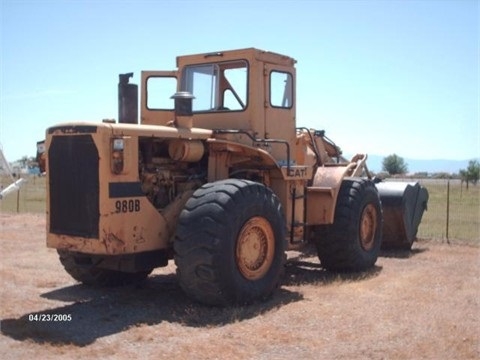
[0,213,479,359]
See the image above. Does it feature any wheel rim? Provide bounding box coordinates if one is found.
[236,216,275,280]
[359,203,378,251]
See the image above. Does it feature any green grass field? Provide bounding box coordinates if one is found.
[417,179,480,243]
[1,176,479,243]
[0,176,46,214]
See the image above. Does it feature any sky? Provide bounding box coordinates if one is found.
[0,0,479,164]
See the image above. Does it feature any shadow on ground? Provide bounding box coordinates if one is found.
[283,258,382,287]
[380,246,428,259]
[1,271,302,346]
[1,246,390,347]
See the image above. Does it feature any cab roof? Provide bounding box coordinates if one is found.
[176,47,296,68]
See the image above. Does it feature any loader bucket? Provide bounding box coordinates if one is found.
[375,181,429,250]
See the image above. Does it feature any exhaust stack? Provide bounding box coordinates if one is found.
[118,73,138,124]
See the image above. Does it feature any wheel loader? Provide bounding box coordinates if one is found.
[44,48,428,305]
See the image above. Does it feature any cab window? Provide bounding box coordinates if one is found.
[270,71,293,108]
[146,76,177,110]
[181,60,248,112]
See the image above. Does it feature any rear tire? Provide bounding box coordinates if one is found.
[314,178,383,271]
[174,179,286,306]
[57,250,151,287]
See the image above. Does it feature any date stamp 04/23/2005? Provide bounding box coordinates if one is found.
[28,314,72,322]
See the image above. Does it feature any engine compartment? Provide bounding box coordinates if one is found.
[138,138,206,211]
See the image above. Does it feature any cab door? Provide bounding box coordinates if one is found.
[264,64,296,164]
[141,71,177,126]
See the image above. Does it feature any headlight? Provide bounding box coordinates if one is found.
[111,138,124,174]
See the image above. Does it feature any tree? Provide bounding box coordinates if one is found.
[382,154,408,175]
[460,160,480,189]
[19,156,29,167]
[15,156,36,167]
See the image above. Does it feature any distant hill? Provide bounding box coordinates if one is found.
[348,154,478,174]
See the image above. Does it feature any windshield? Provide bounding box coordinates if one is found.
[181,60,248,112]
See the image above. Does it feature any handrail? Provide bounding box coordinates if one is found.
[213,129,291,173]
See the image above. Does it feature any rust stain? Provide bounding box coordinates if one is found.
[56,236,89,252]
[132,226,146,244]
[101,230,125,254]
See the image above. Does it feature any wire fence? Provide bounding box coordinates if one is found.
[0,175,46,214]
[388,178,479,243]
[1,176,479,244]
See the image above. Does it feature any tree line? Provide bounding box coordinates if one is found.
[381,154,479,187]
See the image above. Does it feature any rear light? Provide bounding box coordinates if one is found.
[111,138,124,174]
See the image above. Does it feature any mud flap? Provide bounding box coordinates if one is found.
[375,181,429,249]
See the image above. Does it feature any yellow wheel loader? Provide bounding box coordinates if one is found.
[44,48,428,305]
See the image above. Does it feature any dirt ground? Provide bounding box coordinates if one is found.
[0,213,479,360]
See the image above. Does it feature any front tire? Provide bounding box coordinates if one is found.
[314,178,383,271]
[174,179,286,306]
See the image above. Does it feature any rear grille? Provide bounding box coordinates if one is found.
[49,135,99,238]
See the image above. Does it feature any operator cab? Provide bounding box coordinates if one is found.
[139,48,297,162]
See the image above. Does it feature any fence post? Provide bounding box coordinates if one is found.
[16,188,20,213]
[446,180,450,243]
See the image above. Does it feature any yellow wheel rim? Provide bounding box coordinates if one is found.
[359,204,378,251]
[236,216,275,280]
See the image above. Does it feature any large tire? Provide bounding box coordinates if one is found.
[57,250,151,287]
[174,179,286,306]
[314,178,383,271]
